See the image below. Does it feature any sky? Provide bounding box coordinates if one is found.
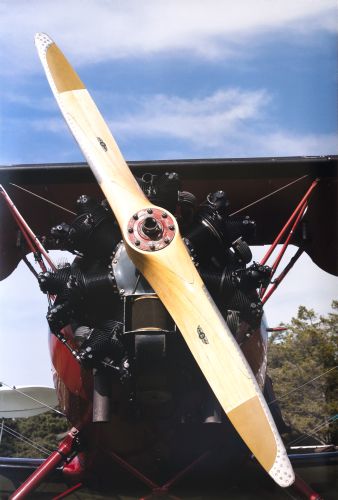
[0,0,337,388]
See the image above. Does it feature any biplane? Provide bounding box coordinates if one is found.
[0,33,337,499]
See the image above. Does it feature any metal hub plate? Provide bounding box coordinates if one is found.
[127,207,176,251]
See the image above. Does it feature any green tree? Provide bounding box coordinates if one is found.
[0,411,68,458]
[268,301,338,445]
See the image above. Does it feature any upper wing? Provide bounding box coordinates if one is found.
[1,158,337,281]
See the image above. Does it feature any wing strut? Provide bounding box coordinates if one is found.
[0,185,56,272]
[260,179,319,302]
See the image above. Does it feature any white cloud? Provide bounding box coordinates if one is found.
[0,90,55,112]
[254,131,338,157]
[30,117,67,133]
[110,88,271,146]
[106,89,337,157]
[9,87,336,159]
[0,0,336,75]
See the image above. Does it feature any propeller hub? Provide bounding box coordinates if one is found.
[127,208,176,251]
[142,217,163,239]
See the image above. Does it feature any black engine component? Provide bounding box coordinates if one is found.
[183,191,256,266]
[136,172,181,214]
[232,237,252,265]
[202,258,269,322]
[41,173,269,422]
[235,262,271,292]
[78,319,125,368]
[225,310,240,336]
[46,301,74,334]
[39,264,72,295]
[226,290,263,327]
[222,216,256,247]
[200,268,239,301]
[184,190,229,251]
[50,195,118,258]
[39,265,115,300]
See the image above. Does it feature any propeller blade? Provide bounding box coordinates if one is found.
[35,33,294,487]
[35,33,148,228]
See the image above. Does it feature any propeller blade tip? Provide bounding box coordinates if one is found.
[35,32,54,55]
[270,456,295,487]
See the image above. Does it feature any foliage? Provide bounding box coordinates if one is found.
[0,410,69,458]
[268,301,338,445]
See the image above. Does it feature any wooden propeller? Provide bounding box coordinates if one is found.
[35,33,294,487]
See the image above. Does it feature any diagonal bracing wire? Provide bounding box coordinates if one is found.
[268,365,338,406]
[268,366,338,448]
[2,423,52,456]
[10,183,76,215]
[287,414,338,447]
[229,175,308,217]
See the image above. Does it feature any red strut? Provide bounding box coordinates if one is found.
[260,179,318,266]
[0,184,56,272]
[10,428,79,500]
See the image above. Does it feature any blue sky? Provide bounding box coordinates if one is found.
[0,0,337,164]
[0,0,337,387]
